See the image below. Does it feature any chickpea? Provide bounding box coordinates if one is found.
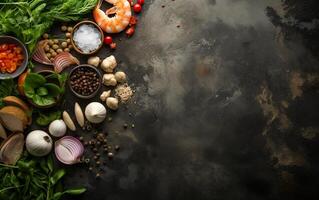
[66,39,71,44]
[61,25,67,32]
[56,49,63,53]
[66,33,71,38]
[53,39,59,44]
[68,44,73,49]
[67,26,73,32]
[44,45,50,52]
[49,49,55,54]
[51,52,57,57]
[52,44,59,50]
[46,53,51,59]
[43,33,49,39]
[50,57,54,62]
[61,42,68,48]
[48,40,54,46]
[64,48,70,52]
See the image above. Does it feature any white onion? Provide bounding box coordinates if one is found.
[55,136,84,165]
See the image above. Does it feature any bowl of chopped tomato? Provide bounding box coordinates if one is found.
[0,36,28,79]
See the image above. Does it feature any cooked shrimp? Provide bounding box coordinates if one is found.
[93,0,132,33]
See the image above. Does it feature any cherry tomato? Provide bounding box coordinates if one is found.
[104,36,113,45]
[133,4,142,13]
[129,16,138,26]
[137,0,144,5]
[126,27,135,37]
[110,42,117,50]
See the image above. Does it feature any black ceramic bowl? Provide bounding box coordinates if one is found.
[69,65,102,99]
[0,36,28,79]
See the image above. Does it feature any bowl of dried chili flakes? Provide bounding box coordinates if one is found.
[0,36,28,79]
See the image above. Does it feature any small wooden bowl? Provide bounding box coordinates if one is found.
[71,21,104,55]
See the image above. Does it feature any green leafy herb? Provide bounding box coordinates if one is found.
[0,0,98,52]
[0,154,86,200]
[36,110,61,126]
[0,79,18,107]
[24,72,67,107]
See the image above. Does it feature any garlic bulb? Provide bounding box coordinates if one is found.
[87,56,100,67]
[63,111,76,131]
[101,55,117,73]
[85,102,106,123]
[103,74,117,86]
[106,97,119,110]
[114,71,126,83]
[74,102,85,127]
[49,120,67,137]
[100,90,111,101]
[26,130,53,157]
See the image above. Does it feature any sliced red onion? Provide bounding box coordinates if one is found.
[55,136,84,165]
[53,52,80,73]
[32,40,53,65]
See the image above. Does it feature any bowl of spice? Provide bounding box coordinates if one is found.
[71,21,104,55]
[0,36,28,79]
[69,65,102,99]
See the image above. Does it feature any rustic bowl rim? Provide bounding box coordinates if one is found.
[68,64,102,99]
[71,20,104,55]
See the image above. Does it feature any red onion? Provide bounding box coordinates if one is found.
[32,40,53,65]
[55,136,84,165]
[53,52,80,73]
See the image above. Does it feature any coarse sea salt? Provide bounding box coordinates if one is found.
[73,24,101,53]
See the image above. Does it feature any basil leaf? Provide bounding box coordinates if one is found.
[52,192,63,200]
[35,111,61,126]
[43,83,62,97]
[32,94,55,106]
[63,187,86,195]
[36,87,48,96]
[50,169,65,185]
[47,155,54,173]
[24,73,46,89]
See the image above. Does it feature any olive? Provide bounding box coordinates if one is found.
[43,33,49,39]
[66,33,71,38]
[64,48,70,52]
[67,26,73,32]
[61,25,67,32]
[61,42,68,48]
[52,44,59,50]
[56,49,63,53]
[53,39,59,44]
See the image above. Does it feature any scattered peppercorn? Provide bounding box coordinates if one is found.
[108,152,114,159]
[123,123,128,129]
[115,145,120,151]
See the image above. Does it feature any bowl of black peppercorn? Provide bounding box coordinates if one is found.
[69,65,102,99]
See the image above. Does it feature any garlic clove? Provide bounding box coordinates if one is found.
[100,90,111,101]
[106,97,119,110]
[62,111,76,131]
[87,56,100,67]
[74,102,85,127]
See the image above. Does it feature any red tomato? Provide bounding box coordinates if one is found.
[133,4,142,13]
[137,0,144,5]
[129,16,138,26]
[126,27,135,37]
[104,36,113,45]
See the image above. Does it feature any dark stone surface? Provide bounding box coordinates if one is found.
[49,0,319,200]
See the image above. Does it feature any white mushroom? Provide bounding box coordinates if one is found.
[114,71,126,83]
[106,97,119,110]
[100,90,111,101]
[103,74,117,86]
[87,56,100,67]
[101,55,117,73]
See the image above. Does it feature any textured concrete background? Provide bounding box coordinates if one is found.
[60,0,319,199]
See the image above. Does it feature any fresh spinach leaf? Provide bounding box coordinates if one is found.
[32,94,55,106]
[44,83,62,97]
[36,87,48,96]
